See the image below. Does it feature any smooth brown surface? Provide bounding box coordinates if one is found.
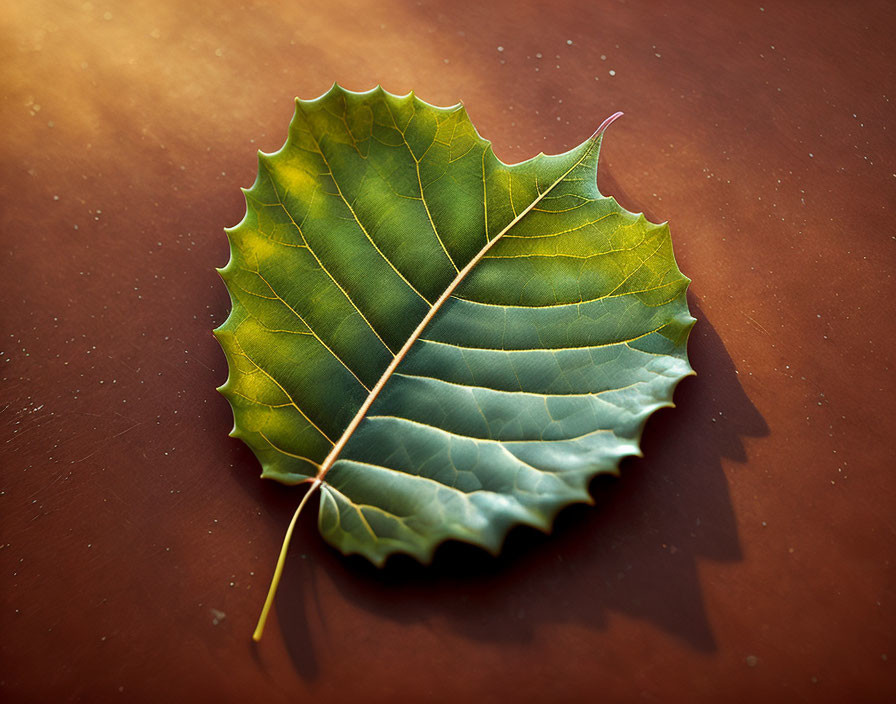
[2,1,894,701]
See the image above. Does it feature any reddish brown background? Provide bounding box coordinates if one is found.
[2,0,894,701]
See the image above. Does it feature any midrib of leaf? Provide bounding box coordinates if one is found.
[314,128,606,485]
[252,112,624,641]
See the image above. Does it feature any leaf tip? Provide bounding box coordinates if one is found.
[590,111,624,141]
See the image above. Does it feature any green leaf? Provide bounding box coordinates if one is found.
[214,85,695,637]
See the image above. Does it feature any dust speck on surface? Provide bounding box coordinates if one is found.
[746,655,759,667]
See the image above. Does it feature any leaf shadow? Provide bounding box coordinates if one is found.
[269,298,767,677]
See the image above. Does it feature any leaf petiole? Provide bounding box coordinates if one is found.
[252,478,322,642]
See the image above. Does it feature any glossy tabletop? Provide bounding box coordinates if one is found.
[1,1,894,701]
